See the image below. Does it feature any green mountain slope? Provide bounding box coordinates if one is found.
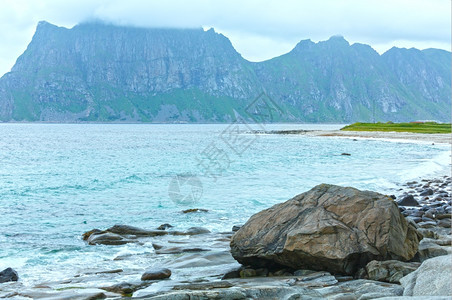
[0,22,450,123]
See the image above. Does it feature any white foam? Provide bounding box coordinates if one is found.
[398,149,451,182]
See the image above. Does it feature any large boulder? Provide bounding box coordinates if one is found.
[400,255,452,296]
[230,184,422,275]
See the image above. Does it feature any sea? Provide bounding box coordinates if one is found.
[0,123,450,287]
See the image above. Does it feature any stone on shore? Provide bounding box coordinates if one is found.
[171,227,210,235]
[365,260,420,283]
[0,268,18,283]
[87,232,134,245]
[400,255,452,296]
[230,184,422,275]
[397,195,420,207]
[107,224,168,237]
[141,268,172,281]
[416,238,450,262]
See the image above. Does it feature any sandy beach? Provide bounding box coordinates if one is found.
[304,130,451,144]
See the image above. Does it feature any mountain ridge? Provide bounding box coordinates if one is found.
[0,21,450,123]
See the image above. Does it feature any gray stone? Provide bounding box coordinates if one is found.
[417,238,450,262]
[400,254,452,296]
[397,195,420,207]
[87,232,134,245]
[0,268,18,283]
[420,189,434,196]
[365,260,420,283]
[141,268,172,281]
[437,218,451,228]
[107,224,168,237]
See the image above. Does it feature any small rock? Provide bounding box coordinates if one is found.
[101,282,135,296]
[155,247,208,254]
[182,208,208,213]
[420,189,434,196]
[416,238,449,262]
[152,243,163,250]
[397,195,420,207]
[365,260,420,283]
[107,225,167,237]
[82,229,104,240]
[273,269,292,276]
[141,268,171,281]
[232,225,242,232]
[240,268,256,278]
[417,228,440,239]
[437,218,451,228]
[417,221,437,229]
[87,232,134,245]
[157,223,173,230]
[255,268,269,277]
[0,268,18,283]
[294,269,317,276]
[221,267,243,279]
[173,281,233,290]
[172,227,210,235]
[437,213,452,220]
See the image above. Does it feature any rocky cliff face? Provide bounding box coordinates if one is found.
[0,21,450,122]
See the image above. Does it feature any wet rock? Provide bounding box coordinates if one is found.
[165,250,236,269]
[417,228,440,239]
[420,189,434,196]
[437,218,451,228]
[0,268,18,283]
[141,268,171,281]
[417,221,437,228]
[155,247,209,254]
[232,225,242,232]
[87,232,134,245]
[221,266,243,279]
[240,268,256,278]
[231,184,422,275]
[182,208,208,213]
[293,269,317,276]
[315,279,403,299]
[157,223,173,230]
[107,224,167,237]
[365,260,420,283]
[172,227,210,235]
[101,282,135,296]
[82,229,104,240]
[416,239,449,262]
[152,243,164,250]
[173,281,233,290]
[397,195,420,207]
[400,255,452,296]
[421,216,434,222]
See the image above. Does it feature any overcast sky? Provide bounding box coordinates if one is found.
[0,0,450,77]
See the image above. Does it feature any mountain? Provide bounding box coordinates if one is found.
[0,21,450,123]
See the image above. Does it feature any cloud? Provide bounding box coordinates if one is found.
[0,0,450,76]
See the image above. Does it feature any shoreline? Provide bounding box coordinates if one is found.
[2,174,450,299]
[258,129,452,144]
[308,130,452,144]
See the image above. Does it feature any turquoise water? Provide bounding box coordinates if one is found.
[0,123,450,285]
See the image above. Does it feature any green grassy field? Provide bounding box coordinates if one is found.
[341,122,451,134]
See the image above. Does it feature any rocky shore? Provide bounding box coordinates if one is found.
[1,177,451,299]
